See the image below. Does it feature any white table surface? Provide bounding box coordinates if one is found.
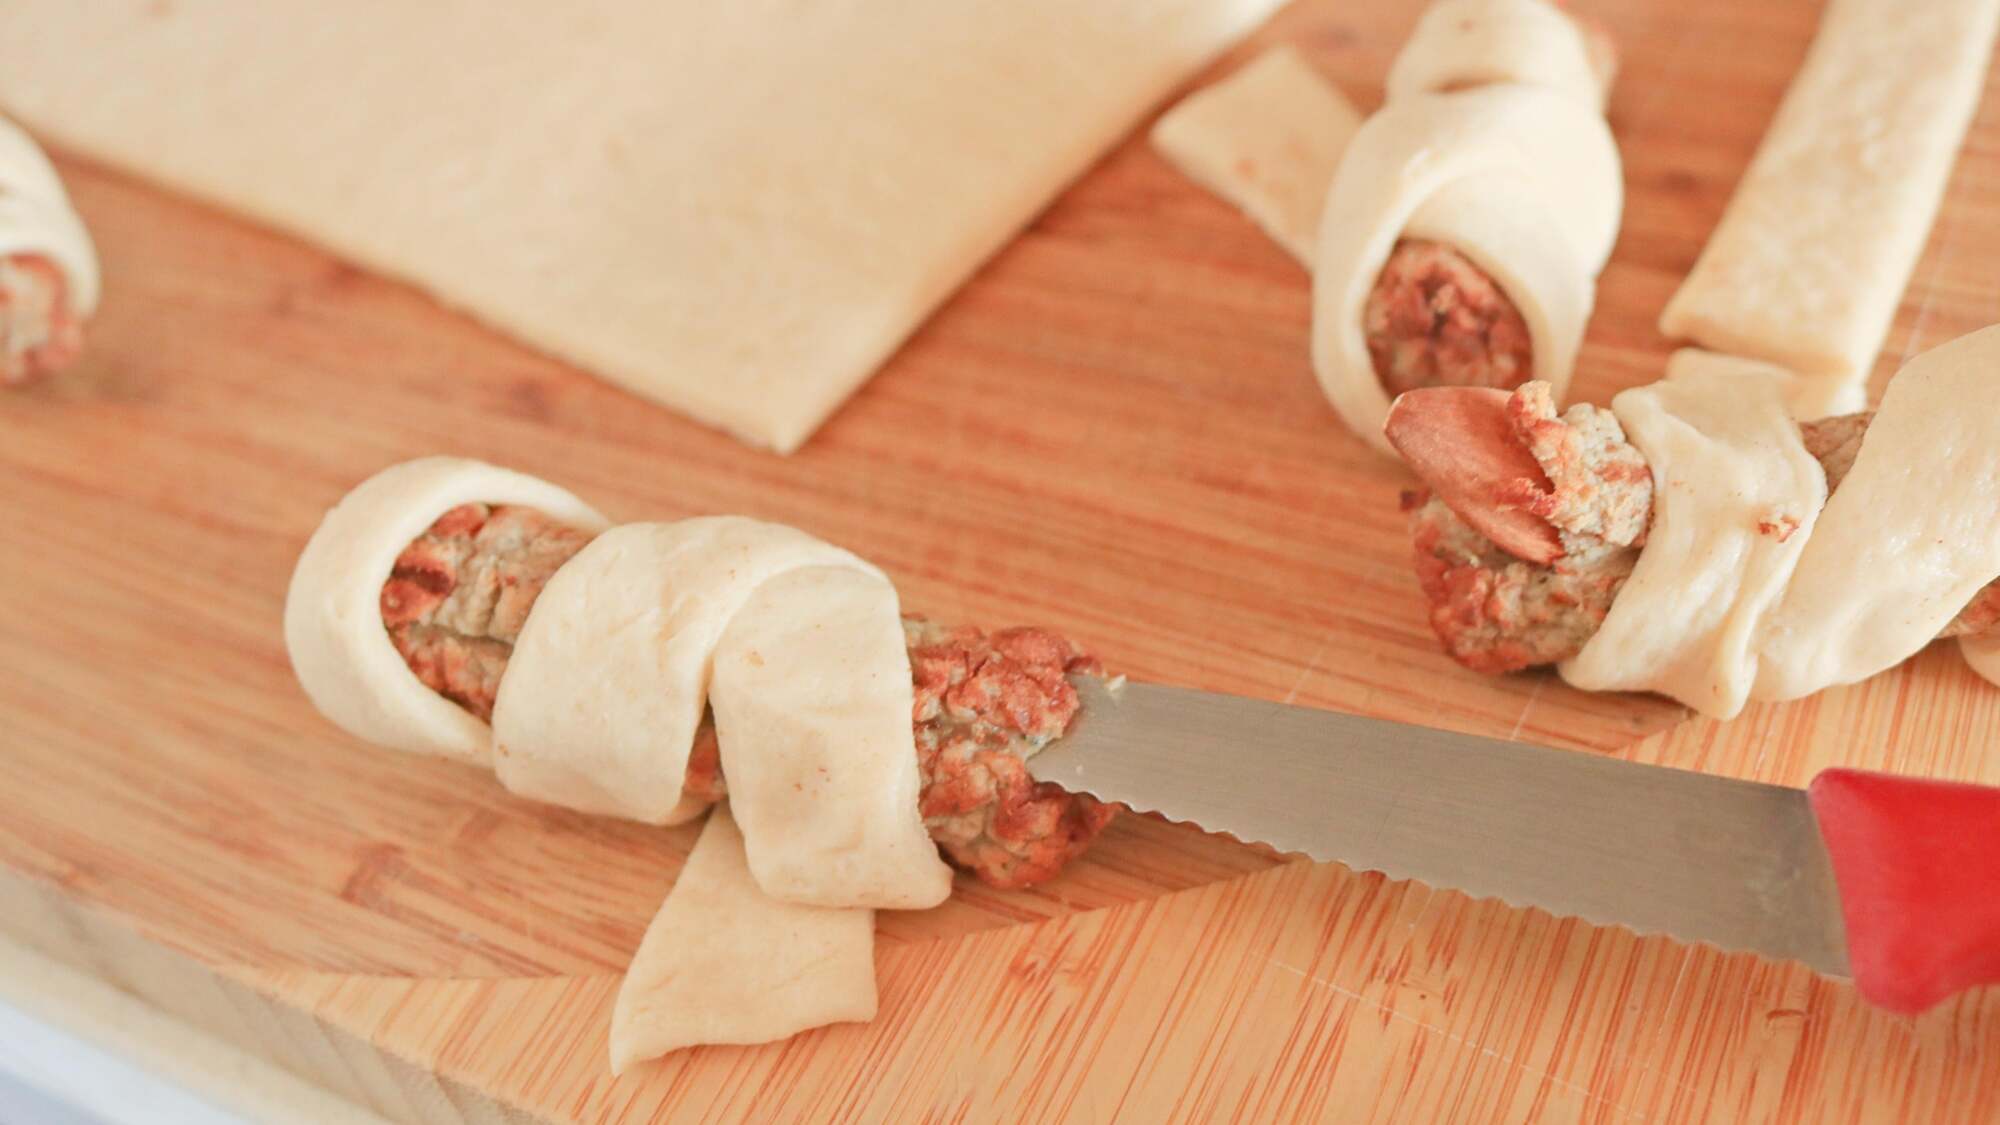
[0,997,246,1125]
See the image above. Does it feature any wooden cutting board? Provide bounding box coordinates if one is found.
[4,0,2000,1120]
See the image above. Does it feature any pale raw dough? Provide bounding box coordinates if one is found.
[1311,85,1621,452]
[1149,46,1364,266]
[1658,0,2000,418]
[609,804,877,1074]
[293,460,961,1064]
[1960,633,2000,688]
[1755,326,2000,700]
[1385,0,1608,108]
[491,518,879,825]
[0,0,1283,452]
[1560,352,1826,719]
[283,457,609,763]
[0,115,96,315]
[711,567,953,911]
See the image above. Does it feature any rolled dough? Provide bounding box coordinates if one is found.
[1149,46,1364,266]
[1658,0,2000,418]
[0,116,95,316]
[1755,325,2000,701]
[491,517,880,825]
[1560,351,1826,719]
[293,460,962,1064]
[283,457,609,764]
[0,0,1283,452]
[712,566,952,911]
[1311,86,1621,453]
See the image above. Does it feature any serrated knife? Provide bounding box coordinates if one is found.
[1028,678,2000,1014]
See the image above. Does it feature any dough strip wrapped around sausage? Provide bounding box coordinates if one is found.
[0,116,96,384]
[1312,0,1623,453]
[359,484,1114,890]
[285,459,1116,1065]
[1386,325,2000,715]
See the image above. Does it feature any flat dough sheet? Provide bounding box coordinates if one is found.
[0,0,1281,452]
[1657,0,2000,418]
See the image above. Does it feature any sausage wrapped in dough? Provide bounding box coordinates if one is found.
[0,117,95,384]
[1314,0,1622,454]
[1385,326,2000,716]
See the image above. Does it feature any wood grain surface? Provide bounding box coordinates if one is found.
[4,0,2000,1121]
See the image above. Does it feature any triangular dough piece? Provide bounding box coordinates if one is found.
[1149,46,1362,266]
[610,805,876,1073]
[0,0,1283,451]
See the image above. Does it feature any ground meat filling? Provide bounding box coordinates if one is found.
[381,504,593,721]
[0,255,80,385]
[380,503,1114,889]
[1406,491,1635,674]
[1402,386,2000,672]
[1403,385,1648,674]
[1365,239,1535,398]
[906,621,1117,889]
[1502,382,1652,551]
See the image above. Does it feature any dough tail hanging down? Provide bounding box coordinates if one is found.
[0,118,96,385]
[1384,334,2000,711]
[294,461,1113,893]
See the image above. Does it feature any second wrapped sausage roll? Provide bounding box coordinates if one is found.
[1313,84,1622,454]
[0,116,97,385]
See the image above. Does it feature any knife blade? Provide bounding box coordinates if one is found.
[1029,677,1851,977]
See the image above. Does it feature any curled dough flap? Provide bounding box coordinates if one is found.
[711,567,953,911]
[0,117,97,314]
[283,457,610,763]
[609,803,877,1073]
[1404,176,1595,410]
[1386,0,1607,108]
[491,517,882,825]
[1560,352,1826,718]
[1755,325,2000,700]
[1311,86,1620,452]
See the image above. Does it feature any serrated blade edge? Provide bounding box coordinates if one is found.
[1031,678,1849,976]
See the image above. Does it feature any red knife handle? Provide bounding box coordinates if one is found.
[1808,768,2000,1015]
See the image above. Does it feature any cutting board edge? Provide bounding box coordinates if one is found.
[0,867,523,1125]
